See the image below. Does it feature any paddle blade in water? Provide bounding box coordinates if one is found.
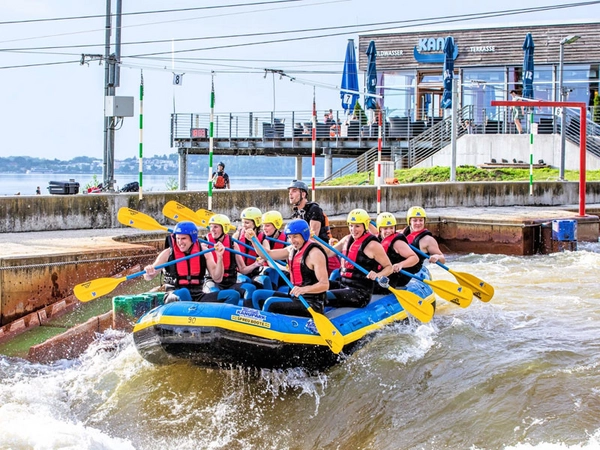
[388,287,434,323]
[450,270,494,302]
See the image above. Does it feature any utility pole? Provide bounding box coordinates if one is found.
[102,0,123,192]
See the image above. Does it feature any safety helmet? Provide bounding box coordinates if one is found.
[208,213,232,234]
[347,208,371,229]
[241,207,262,227]
[262,210,283,230]
[173,221,198,244]
[287,179,309,195]
[285,219,310,242]
[406,206,427,225]
[217,161,225,169]
[376,212,397,229]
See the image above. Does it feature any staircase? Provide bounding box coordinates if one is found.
[564,108,600,159]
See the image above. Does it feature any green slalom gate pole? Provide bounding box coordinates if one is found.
[138,70,144,200]
[208,72,215,211]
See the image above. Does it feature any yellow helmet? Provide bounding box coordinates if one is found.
[406,206,427,225]
[376,212,397,229]
[347,208,370,229]
[241,207,262,227]
[262,210,283,230]
[208,214,232,234]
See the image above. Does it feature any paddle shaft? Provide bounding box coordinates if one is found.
[311,233,433,322]
[130,247,216,281]
[310,234,388,286]
[197,238,257,260]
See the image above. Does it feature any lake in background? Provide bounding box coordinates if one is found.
[0,173,310,196]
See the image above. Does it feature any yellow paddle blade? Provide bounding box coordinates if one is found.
[425,279,473,308]
[117,207,168,232]
[307,307,345,354]
[196,208,216,227]
[449,269,494,302]
[388,287,434,323]
[74,277,126,302]
[163,201,201,223]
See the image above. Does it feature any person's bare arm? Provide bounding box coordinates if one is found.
[420,235,446,264]
[391,240,419,272]
[143,248,170,280]
[205,242,225,283]
[364,241,393,280]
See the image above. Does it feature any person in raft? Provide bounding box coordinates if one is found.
[245,218,329,316]
[402,206,446,265]
[143,221,239,304]
[372,212,421,294]
[287,179,340,273]
[203,213,257,300]
[320,209,393,308]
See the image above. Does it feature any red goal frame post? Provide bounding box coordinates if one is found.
[491,100,588,216]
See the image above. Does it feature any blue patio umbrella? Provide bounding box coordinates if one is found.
[365,40,378,111]
[340,39,359,114]
[441,36,455,109]
[522,33,535,100]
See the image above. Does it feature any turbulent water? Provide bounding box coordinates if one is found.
[1,245,600,450]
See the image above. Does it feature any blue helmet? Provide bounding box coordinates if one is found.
[173,221,198,244]
[285,219,310,242]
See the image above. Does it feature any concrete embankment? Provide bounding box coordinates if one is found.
[3,181,600,233]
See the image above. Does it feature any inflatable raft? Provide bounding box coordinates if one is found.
[128,273,435,370]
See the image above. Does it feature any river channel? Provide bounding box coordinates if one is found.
[1,244,599,450]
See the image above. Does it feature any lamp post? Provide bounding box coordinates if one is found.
[558,34,581,181]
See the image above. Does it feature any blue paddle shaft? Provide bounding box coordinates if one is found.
[250,237,312,310]
[264,235,289,246]
[198,238,257,260]
[311,234,389,287]
[126,247,215,281]
[409,243,450,271]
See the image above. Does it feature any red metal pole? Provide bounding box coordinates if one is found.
[579,105,586,216]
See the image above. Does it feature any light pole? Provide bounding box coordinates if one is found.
[558,34,581,181]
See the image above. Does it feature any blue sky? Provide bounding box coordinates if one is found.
[0,0,598,160]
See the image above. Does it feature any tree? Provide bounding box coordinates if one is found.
[593,91,600,124]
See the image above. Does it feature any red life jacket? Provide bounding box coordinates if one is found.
[238,235,258,265]
[341,233,378,280]
[165,237,205,286]
[207,233,237,284]
[257,230,287,266]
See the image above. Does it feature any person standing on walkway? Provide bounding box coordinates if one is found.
[510,90,524,134]
[402,207,446,265]
[143,221,239,304]
[212,162,230,189]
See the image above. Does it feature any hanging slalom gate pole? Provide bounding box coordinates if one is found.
[138,70,144,200]
[311,86,316,202]
[208,72,215,211]
[376,109,382,214]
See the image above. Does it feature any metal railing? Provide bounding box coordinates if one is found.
[321,146,392,183]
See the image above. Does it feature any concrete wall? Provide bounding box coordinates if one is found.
[2,182,600,233]
[415,135,600,170]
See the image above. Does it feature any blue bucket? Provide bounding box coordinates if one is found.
[551,220,577,241]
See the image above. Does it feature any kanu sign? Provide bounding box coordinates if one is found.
[417,37,446,52]
[413,36,459,64]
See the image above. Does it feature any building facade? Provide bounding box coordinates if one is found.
[358,21,600,126]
